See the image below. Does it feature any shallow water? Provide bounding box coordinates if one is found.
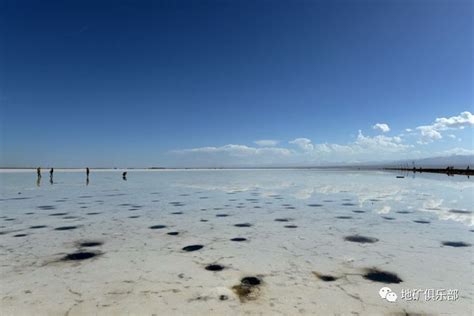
[0,169,473,315]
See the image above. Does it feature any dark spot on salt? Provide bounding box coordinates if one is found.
[129,215,140,218]
[441,241,471,247]
[54,226,78,231]
[167,232,179,236]
[344,235,378,243]
[182,244,203,252]
[275,218,290,222]
[61,252,99,261]
[79,241,103,247]
[37,205,56,210]
[308,204,323,207]
[170,201,185,207]
[231,237,247,242]
[234,223,252,227]
[449,209,471,214]
[396,211,411,214]
[352,210,366,213]
[13,234,28,237]
[216,214,229,217]
[86,212,101,215]
[219,295,228,301]
[313,272,338,282]
[200,219,208,222]
[232,276,262,302]
[241,277,261,286]
[284,225,298,228]
[205,264,224,271]
[171,212,183,215]
[49,213,68,216]
[363,268,402,284]
[336,216,352,219]
[30,225,47,229]
[342,203,356,206]
[413,220,430,224]
[382,216,395,220]
[149,225,167,229]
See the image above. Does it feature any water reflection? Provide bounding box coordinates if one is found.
[173,171,473,226]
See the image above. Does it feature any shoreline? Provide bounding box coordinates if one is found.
[384,167,473,176]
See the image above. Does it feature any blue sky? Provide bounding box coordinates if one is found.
[1,0,472,167]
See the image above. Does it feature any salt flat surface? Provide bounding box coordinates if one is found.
[0,170,473,315]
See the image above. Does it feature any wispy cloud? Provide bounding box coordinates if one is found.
[441,147,474,156]
[289,138,314,151]
[172,144,291,157]
[254,139,279,147]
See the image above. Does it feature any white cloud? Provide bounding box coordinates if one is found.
[353,130,409,152]
[373,123,390,133]
[289,138,314,151]
[433,111,474,129]
[416,126,442,143]
[416,111,473,143]
[254,139,279,147]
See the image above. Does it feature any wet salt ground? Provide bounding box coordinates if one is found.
[0,170,473,315]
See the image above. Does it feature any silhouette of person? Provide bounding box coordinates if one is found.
[49,168,54,184]
[122,172,127,180]
[86,167,90,184]
[37,167,41,178]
